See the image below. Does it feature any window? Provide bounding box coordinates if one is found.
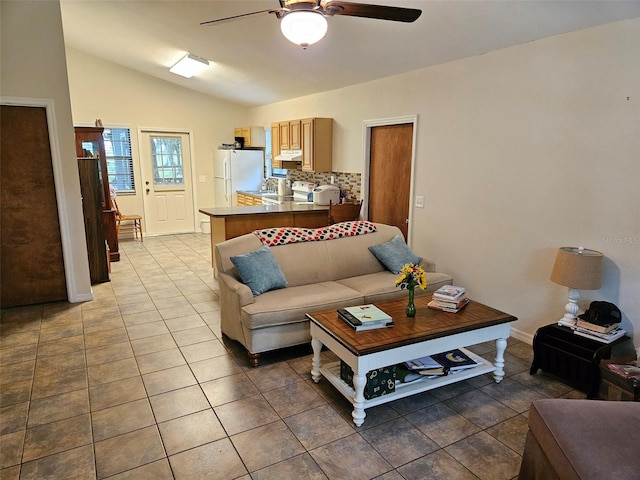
[103,127,135,193]
[150,136,184,187]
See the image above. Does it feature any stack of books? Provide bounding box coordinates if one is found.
[399,348,478,381]
[337,304,394,331]
[573,315,625,343]
[427,285,469,313]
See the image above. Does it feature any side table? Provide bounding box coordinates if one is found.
[530,324,631,398]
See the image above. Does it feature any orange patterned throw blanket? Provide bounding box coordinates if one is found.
[253,221,377,247]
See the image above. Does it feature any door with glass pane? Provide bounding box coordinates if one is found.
[139,131,195,235]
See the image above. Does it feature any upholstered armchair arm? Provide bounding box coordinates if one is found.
[421,258,437,273]
[218,271,254,344]
[219,272,254,307]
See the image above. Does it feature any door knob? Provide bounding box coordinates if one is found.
[145,181,150,185]
[146,188,150,194]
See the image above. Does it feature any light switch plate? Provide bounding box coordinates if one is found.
[198,175,206,183]
[415,196,424,208]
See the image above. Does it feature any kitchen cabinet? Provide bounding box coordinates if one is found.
[271,122,281,168]
[290,120,301,149]
[279,121,291,150]
[301,117,333,172]
[233,126,265,147]
[236,193,263,206]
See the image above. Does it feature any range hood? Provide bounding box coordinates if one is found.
[275,149,302,162]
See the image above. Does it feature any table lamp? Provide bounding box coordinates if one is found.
[550,247,603,327]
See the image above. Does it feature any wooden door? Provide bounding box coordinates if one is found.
[368,123,413,239]
[0,105,67,307]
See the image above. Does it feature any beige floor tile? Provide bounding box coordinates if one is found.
[89,375,147,412]
[149,385,210,423]
[22,414,92,462]
[86,341,134,367]
[200,373,260,407]
[251,453,327,480]
[309,433,393,480]
[158,409,226,455]
[27,389,89,427]
[19,444,95,480]
[91,398,155,441]
[31,368,88,400]
[168,438,247,480]
[88,357,139,386]
[231,420,305,472]
[178,338,226,362]
[130,333,177,356]
[396,449,478,480]
[445,431,522,480]
[142,364,197,396]
[135,348,186,374]
[94,425,165,479]
[214,395,280,436]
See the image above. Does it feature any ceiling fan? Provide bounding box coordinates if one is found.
[201,0,422,49]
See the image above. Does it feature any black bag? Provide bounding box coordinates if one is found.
[578,301,622,326]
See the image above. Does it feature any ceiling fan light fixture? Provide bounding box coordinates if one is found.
[169,53,209,78]
[280,10,328,48]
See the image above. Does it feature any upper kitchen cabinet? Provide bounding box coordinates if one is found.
[301,118,333,172]
[234,126,265,147]
[271,122,281,168]
[276,120,301,151]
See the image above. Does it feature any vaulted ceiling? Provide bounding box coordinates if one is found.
[60,1,640,107]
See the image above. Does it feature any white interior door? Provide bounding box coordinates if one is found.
[139,131,195,235]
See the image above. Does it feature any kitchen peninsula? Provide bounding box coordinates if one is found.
[199,202,329,276]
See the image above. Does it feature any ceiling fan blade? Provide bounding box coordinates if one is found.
[200,8,284,26]
[321,1,421,22]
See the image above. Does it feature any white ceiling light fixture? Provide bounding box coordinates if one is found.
[169,54,209,78]
[280,10,328,49]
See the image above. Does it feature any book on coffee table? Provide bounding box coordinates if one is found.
[337,309,394,331]
[343,304,392,323]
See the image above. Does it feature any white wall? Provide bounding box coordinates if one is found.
[249,19,640,346]
[1,0,92,302]
[65,48,251,225]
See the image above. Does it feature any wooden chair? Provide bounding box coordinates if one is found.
[113,199,143,242]
[328,200,362,224]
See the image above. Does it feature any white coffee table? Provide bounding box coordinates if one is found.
[307,294,516,426]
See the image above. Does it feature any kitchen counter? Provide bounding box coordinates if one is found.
[199,201,329,276]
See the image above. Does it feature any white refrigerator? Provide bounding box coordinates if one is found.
[214,149,264,207]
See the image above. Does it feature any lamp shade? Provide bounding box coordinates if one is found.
[550,247,603,290]
[280,10,328,48]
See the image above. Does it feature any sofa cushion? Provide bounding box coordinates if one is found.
[337,271,454,304]
[369,235,422,274]
[230,245,288,296]
[241,282,362,330]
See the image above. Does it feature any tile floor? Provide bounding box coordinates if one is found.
[0,234,587,480]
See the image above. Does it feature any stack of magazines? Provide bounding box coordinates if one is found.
[337,305,394,331]
[573,324,627,344]
[427,285,469,313]
[398,349,478,381]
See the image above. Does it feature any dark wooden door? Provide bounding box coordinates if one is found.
[0,105,67,307]
[368,123,413,239]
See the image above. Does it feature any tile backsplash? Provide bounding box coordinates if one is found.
[268,171,361,201]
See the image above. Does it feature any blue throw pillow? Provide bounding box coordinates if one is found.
[230,245,288,296]
[368,235,422,274]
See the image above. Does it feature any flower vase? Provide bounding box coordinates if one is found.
[406,287,416,317]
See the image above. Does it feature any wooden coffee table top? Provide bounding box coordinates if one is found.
[306,293,517,356]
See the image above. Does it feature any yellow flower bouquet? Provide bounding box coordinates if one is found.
[396,263,427,291]
[396,263,426,317]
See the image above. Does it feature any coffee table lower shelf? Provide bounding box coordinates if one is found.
[319,348,495,408]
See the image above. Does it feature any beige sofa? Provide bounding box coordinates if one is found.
[215,223,453,366]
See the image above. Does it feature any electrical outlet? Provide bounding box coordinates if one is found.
[415,196,424,208]
[198,175,206,183]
